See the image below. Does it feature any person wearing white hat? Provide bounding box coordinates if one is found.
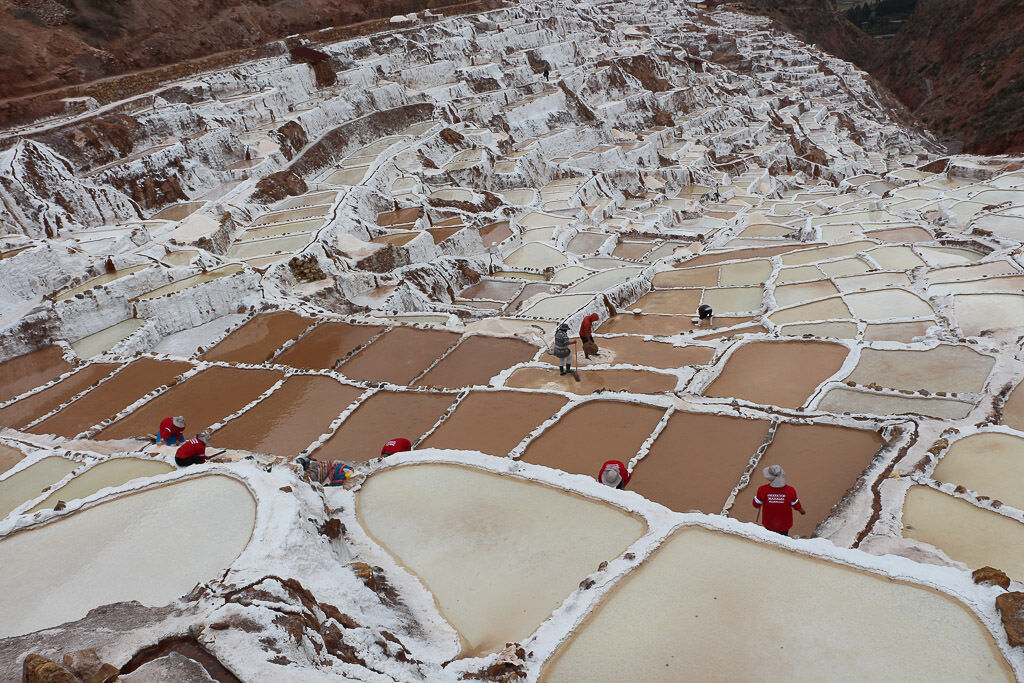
[175,430,211,467]
[752,464,805,536]
[158,416,186,445]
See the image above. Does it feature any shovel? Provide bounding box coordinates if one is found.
[205,449,228,461]
[570,340,581,382]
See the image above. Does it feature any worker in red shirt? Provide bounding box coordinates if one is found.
[175,430,211,467]
[597,460,630,489]
[158,416,186,445]
[579,313,599,359]
[752,464,805,536]
[381,438,412,456]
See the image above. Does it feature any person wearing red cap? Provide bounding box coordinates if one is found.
[579,313,599,359]
[597,460,630,489]
[381,438,412,456]
[158,416,186,445]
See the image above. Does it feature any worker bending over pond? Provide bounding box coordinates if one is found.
[753,464,805,536]
[175,430,211,467]
[158,416,185,445]
[598,460,630,489]
[579,313,599,358]
[297,457,356,486]
[697,304,713,327]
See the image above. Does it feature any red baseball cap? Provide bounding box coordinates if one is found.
[381,438,412,455]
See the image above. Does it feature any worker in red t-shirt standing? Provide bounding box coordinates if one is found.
[175,430,211,467]
[752,464,805,536]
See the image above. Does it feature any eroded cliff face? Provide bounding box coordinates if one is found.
[0,0,468,100]
[742,0,1024,154]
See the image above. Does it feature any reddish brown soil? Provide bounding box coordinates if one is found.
[629,412,771,513]
[29,358,192,437]
[315,390,457,461]
[0,346,74,404]
[0,363,119,429]
[96,366,283,439]
[521,400,666,478]
[505,367,677,395]
[201,312,314,364]
[479,221,512,247]
[627,290,703,315]
[414,336,538,389]
[420,390,568,455]
[704,341,848,409]
[730,422,884,537]
[272,322,384,369]
[212,375,362,458]
[563,336,715,370]
[337,327,461,385]
[681,245,815,268]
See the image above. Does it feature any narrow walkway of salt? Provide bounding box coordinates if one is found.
[357,464,645,657]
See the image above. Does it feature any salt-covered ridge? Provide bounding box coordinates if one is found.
[1,0,1024,678]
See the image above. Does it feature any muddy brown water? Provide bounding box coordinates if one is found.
[729,422,884,537]
[479,221,512,247]
[569,337,714,370]
[521,401,667,477]
[96,366,284,439]
[427,227,462,244]
[377,207,422,227]
[0,444,24,476]
[0,363,119,429]
[628,290,703,314]
[201,312,314,364]
[1001,381,1024,432]
[567,232,608,255]
[459,280,522,301]
[212,376,362,459]
[680,244,816,268]
[613,242,655,260]
[629,412,771,514]
[272,322,385,370]
[315,391,457,461]
[338,327,461,385]
[704,341,848,409]
[506,283,561,313]
[506,367,677,394]
[414,336,538,388]
[0,347,74,404]
[29,359,192,437]
[421,390,568,456]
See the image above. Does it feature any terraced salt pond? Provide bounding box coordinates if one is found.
[543,528,1012,681]
[932,432,1024,511]
[0,474,255,637]
[28,457,174,512]
[357,464,645,656]
[70,319,145,359]
[0,456,79,519]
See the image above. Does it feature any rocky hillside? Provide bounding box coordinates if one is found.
[0,0,469,100]
[742,0,1024,154]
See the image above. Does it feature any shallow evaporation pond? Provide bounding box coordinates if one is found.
[779,321,858,339]
[542,527,1011,681]
[862,321,932,342]
[844,345,994,394]
[492,271,548,282]
[700,286,764,313]
[53,265,150,302]
[201,311,314,364]
[866,246,925,270]
[769,297,851,325]
[903,486,1024,582]
[28,457,174,512]
[503,242,567,269]
[917,246,984,267]
[357,464,644,657]
[136,264,245,300]
[0,444,25,476]
[272,322,385,370]
[70,319,145,359]
[505,367,677,395]
[932,433,1024,511]
[816,387,973,419]
[459,279,522,301]
[844,290,933,322]
[518,294,594,319]
[563,267,642,293]
[833,272,911,293]
[953,294,1024,336]
[704,341,848,409]
[0,363,119,430]
[774,280,839,307]
[583,337,714,369]
[414,336,537,389]
[0,474,255,638]
[929,276,1024,296]
[628,289,702,314]
[338,327,460,385]
[0,456,79,519]
[0,346,73,404]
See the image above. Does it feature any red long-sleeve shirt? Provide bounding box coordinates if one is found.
[598,460,630,489]
[175,438,206,462]
[753,484,803,532]
[580,313,599,338]
[159,417,184,441]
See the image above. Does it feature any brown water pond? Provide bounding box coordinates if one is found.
[704,341,848,409]
[479,221,512,247]
[628,290,702,315]
[338,327,461,385]
[506,283,561,313]
[567,232,608,255]
[0,444,24,476]
[0,364,119,429]
[213,376,362,458]
[506,367,677,394]
[567,337,714,370]
[629,412,771,513]
[421,390,568,455]
[459,280,522,301]
[29,359,192,437]
[377,207,422,227]
[866,226,933,243]
[521,401,666,476]
[681,244,815,268]
[729,422,884,537]
[1000,380,1024,432]
[316,390,457,461]
[272,322,385,370]
[415,336,537,388]
[201,312,314,364]
[0,347,74,404]
[862,321,932,342]
[96,366,284,439]
[613,241,654,260]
